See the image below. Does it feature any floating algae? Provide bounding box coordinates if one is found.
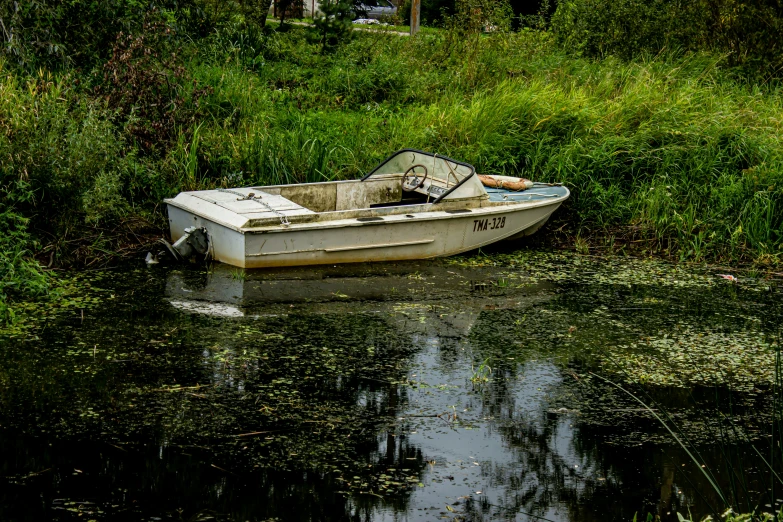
[599,327,778,391]
[1,252,782,521]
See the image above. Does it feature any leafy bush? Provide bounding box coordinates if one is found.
[551,0,704,59]
[98,21,212,154]
[0,66,143,262]
[551,0,783,80]
[312,0,355,53]
[706,0,783,77]
[443,0,513,34]
[398,0,456,26]
[0,210,49,324]
[0,0,201,71]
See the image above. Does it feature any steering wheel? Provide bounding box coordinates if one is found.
[402,164,428,192]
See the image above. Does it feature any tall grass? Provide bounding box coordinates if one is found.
[1,25,782,319]
[187,29,782,263]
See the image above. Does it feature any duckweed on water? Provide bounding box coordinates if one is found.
[601,328,779,391]
[452,250,781,291]
[2,254,783,521]
[0,272,112,338]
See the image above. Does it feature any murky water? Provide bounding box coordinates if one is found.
[1,251,782,521]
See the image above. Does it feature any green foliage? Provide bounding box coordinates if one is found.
[398,0,456,26]
[399,0,514,29]
[443,0,513,34]
[97,21,212,154]
[439,0,513,79]
[0,69,129,235]
[2,15,782,323]
[312,0,355,53]
[237,0,275,28]
[470,358,492,384]
[551,0,704,60]
[0,211,49,323]
[551,0,783,80]
[0,0,196,71]
[276,0,307,25]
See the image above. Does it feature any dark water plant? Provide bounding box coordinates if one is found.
[592,326,783,520]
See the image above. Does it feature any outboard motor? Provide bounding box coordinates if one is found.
[147,227,210,265]
[169,227,209,260]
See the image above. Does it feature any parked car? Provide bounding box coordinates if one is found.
[355,0,396,20]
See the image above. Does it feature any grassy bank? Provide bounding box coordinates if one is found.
[1,24,782,317]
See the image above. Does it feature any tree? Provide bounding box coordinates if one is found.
[276,0,305,28]
[312,0,354,52]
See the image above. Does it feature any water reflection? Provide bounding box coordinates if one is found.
[0,257,781,521]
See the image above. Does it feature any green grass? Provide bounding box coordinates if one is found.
[193,27,782,263]
[350,23,442,35]
[1,24,782,320]
[470,358,492,384]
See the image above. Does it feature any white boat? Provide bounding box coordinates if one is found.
[164,150,569,268]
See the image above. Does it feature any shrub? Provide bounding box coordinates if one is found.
[97,20,212,155]
[551,0,783,80]
[397,0,456,26]
[0,0,205,71]
[705,0,783,78]
[0,66,143,260]
[312,0,355,53]
[551,0,708,60]
[0,210,49,324]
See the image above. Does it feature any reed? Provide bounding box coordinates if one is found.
[601,333,783,520]
[184,30,782,265]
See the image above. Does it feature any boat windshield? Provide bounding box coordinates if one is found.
[361,149,476,202]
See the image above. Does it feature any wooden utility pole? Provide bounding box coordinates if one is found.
[410,0,421,35]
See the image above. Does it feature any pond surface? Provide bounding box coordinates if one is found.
[1,250,782,522]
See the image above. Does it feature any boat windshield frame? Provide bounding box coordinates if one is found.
[360,149,477,204]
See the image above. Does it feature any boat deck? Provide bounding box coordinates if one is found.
[485,184,569,203]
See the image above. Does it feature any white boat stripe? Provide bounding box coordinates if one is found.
[247,248,324,257]
[324,239,434,253]
[248,238,436,257]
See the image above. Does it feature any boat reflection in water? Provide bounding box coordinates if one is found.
[0,257,768,521]
[165,260,553,333]
[162,261,739,522]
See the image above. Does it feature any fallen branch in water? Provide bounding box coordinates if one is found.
[210,463,236,475]
[235,428,296,437]
[148,384,211,392]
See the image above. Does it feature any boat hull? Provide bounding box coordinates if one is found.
[167,198,564,268]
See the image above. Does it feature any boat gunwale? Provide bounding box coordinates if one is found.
[164,184,570,234]
[239,187,570,234]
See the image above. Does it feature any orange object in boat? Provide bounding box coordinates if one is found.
[478,175,534,191]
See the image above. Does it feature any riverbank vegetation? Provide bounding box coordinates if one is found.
[1,0,782,319]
